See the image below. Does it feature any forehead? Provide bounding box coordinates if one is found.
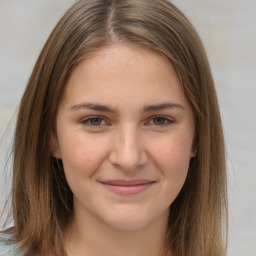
[60,44,189,111]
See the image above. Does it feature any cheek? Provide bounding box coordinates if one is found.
[58,135,110,201]
[59,134,109,179]
[150,134,192,192]
[152,132,192,166]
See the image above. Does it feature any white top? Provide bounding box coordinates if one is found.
[0,233,24,256]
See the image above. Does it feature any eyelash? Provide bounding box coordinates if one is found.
[146,116,174,127]
[81,116,109,128]
[81,116,174,128]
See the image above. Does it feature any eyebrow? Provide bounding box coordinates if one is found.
[69,102,185,113]
[143,103,185,112]
[70,103,115,113]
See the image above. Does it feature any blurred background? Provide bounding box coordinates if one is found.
[0,0,255,255]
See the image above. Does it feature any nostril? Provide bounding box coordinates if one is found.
[108,128,148,171]
[109,148,148,171]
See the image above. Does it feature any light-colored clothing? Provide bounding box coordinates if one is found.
[0,233,24,256]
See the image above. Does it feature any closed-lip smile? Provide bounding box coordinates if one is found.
[99,180,156,195]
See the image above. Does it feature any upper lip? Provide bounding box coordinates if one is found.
[100,180,155,186]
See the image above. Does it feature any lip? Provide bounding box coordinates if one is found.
[99,180,156,195]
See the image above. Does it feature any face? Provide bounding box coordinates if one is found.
[52,45,196,231]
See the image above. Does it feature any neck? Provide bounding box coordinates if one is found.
[65,208,172,256]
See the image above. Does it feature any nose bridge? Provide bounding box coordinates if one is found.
[121,124,139,158]
[110,124,147,170]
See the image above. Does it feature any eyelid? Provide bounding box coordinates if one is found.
[145,115,174,127]
[81,116,110,128]
[80,115,174,129]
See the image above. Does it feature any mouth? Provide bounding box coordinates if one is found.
[99,180,156,195]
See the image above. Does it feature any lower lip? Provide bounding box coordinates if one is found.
[101,182,155,195]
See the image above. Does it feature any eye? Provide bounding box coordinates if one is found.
[146,116,173,127]
[81,117,108,127]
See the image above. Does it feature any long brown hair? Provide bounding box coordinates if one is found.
[2,0,228,255]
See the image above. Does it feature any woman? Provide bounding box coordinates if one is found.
[0,0,228,255]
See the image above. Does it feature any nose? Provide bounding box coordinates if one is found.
[109,125,148,172]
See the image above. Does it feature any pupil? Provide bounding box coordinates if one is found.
[91,118,101,125]
[154,117,164,125]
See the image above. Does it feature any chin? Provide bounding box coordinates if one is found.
[107,217,151,231]
[102,207,161,231]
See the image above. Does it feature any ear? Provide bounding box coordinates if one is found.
[49,132,61,159]
[190,148,197,158]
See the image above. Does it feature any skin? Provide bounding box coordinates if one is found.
[51,45,196,256]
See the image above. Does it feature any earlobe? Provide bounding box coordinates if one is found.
[49,132,61,159]
[191,148,197,158]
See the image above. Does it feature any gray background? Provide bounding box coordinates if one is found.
[0,1,255,255]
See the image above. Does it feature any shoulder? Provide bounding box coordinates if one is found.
[0,232,24,256]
